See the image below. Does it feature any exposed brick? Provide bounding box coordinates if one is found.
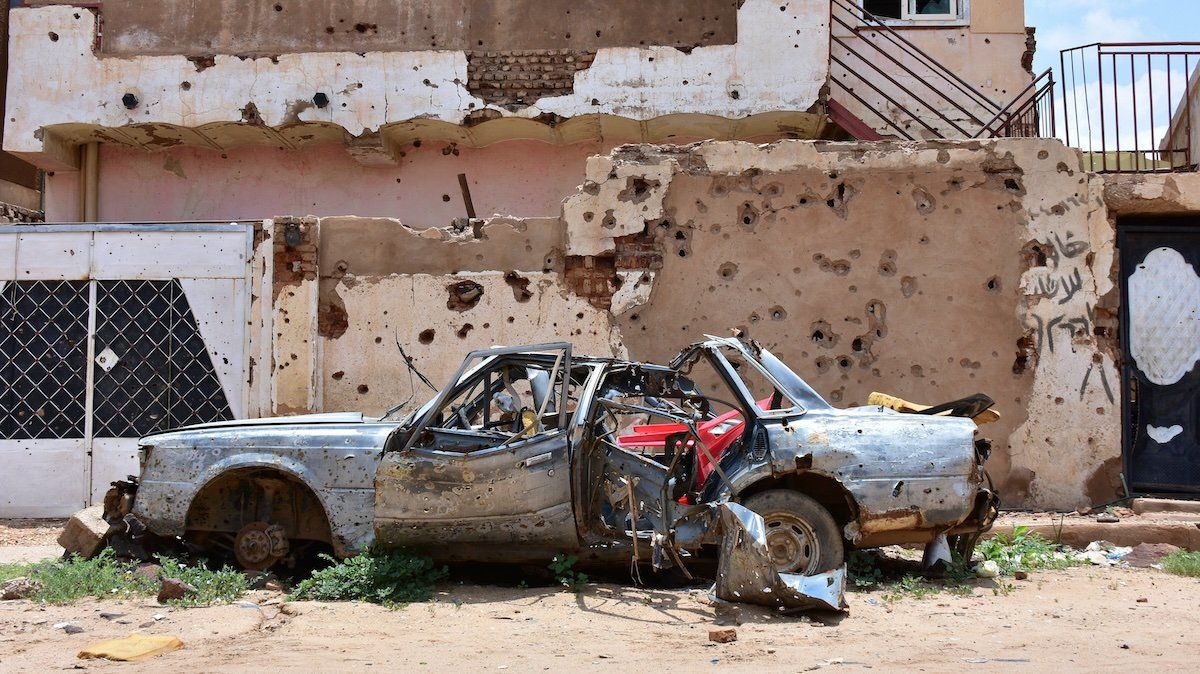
[466,49,598,109]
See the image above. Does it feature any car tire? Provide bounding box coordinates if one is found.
[741,489,844,575]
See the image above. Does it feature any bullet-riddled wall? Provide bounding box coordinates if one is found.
[254,138,1178,511]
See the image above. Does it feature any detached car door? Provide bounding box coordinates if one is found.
[374,344,582,555]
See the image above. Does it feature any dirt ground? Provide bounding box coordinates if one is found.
[2,560,1197,672]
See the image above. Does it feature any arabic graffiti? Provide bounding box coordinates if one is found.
[1028,232,1090,304]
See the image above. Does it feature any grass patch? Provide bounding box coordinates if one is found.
[289,549,447,606]
[1161,550,1200,578]
[548,554,589,592]
[977,526,1084,575]
[0,550,247,606]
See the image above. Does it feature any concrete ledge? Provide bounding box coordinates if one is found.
[1130,498,1200,515]
[989,514,1200,551]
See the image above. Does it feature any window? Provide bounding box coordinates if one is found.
[862,0,964,23]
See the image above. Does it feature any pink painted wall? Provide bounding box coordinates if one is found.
[44,139,616,225]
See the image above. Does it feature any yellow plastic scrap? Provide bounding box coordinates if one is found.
[867,392,1001,425]
[78,633,184,661]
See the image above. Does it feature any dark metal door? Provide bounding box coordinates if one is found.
[1119,218,1200,495]
[92,279,234,438]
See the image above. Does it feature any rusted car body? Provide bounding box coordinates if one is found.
[99,337,998,606]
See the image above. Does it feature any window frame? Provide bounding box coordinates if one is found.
[860,0,969,27]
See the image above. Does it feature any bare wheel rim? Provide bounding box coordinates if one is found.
[234,522,284,570]
[763,512,820,574]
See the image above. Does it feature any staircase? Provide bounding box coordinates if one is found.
[827,0,1054,141]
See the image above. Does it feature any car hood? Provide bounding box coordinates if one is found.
[141,412,371,439]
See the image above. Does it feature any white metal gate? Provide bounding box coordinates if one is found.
[0,224,254,517]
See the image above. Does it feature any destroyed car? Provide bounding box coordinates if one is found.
[82,337,998,608]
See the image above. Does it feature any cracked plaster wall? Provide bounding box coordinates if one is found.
[261,138,1144,510]
[6,2,826,167]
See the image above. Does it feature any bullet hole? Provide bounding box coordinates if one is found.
[354,23,377,34]
[852,338,864,352]
[770,306,787,321]
[274,3,283,11]
[911,364,924,378]
[815,356,833,373]
[446,280,484,311]
[960,358,981,370]
[912,187,936,215]
[829,387,844,403]
[507,316,515,323]
[583,211,594,222]
[729,88,741,99]
[504,272,533,302]
[418,329,436,344]
[674,230,687,241]
[831,260,851,276]
[618,177,660,204]
[357,384,370,394]
[332,371,345,380]
[878,250,898,277]
[918,235,929,245]
[900,276,917,298]
[326,26,335,34]
[739,202,759,228]
[456,323,474,339]
[374,336,383,344]
[1038,150,1050,160]
[442,194,451,202]
[837,357,852,370]
[121,93,139,110]
[716,262,739,280]
[601,211,617,229]
[180,81,192,91]
[849,249,861,260]
[986,276,1001,292]
[1020,241,1049,268]
[48,32,59,42]
[313,92,330,108]
[1013,333,1037,374]
[1004,178,1022,192]
[749,312,761,323]
[810,320,839,349]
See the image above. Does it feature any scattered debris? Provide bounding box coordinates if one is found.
[708,627,738,643]
[975,560,1000,578]
[53,622,85,634]
[1124,543,1182,568]
[1,576,42,600]
[157,578,198,603]
[78,633,185,662]
[1082,541,1132,566]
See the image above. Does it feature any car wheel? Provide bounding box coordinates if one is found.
[741,489,844,575]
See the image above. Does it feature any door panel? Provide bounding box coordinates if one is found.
[375,432,577,548]
[1120,219,1200,494]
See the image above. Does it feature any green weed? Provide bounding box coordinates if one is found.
[289,549,447,606]
[977,526,1084,575]
[1161,550,1200,578]
[847,551,885,588]
[0,550,246,605]
[548,553,589,592]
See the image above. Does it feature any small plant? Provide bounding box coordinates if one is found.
[0,550,247,605]
[847,551,885,588]
[157,557,249,606]
[1161,550,1200,578]
[976,526,1083,575]
[548,554,588,592]
[290,549,447,606]
[882,575,935,603]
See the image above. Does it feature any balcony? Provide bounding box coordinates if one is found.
[1060,43,1200,173]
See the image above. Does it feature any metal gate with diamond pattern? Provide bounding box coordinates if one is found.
[1,224,254,516]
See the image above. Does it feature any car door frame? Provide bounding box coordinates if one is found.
[375,344,582,556]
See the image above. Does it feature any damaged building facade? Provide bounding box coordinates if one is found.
[2,1,1198,517]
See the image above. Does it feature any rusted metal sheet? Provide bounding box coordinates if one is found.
[713,503,846,612]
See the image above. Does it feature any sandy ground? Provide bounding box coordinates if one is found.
[2,561,1197,672]
[0,519,64,564]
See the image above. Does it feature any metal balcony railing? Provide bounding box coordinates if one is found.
[1060,43,1200,173]
[827,0,1054,141]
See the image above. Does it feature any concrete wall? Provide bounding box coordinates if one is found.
[254,137,1161,511]
[5,1,828,172]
